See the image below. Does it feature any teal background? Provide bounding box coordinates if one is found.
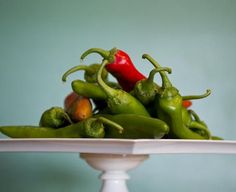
[0,0,236,191]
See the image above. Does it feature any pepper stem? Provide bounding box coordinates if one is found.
[62,65,89,82]
[142,54,172,88]
[182,89,211,100]
[80,47,117,63]
[97,59,117,98]
[98,117,124,134]
[188,109,201,122]
[147,67,172,83]
[62,112,74,124]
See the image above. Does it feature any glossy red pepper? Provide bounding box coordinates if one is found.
[81,47,146,92]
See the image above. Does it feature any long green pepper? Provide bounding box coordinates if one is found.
[0,117,123,138]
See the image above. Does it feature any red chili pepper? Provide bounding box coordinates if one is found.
[80,47,146,92]
[182,100,192,108]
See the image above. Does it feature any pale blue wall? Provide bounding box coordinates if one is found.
[0,0,236,191]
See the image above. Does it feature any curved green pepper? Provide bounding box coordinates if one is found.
[143,54,211,139]
[182,108,211,139]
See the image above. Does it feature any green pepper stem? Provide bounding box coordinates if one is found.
[80,47,117,63]
[97,59,117,98]
[188,109,201,122]
[147,67,172,83]
[62,112,73,124]
[182,89,211,100]
[62,65,90,82]
[142,54,172,88]
[98,117,124,134]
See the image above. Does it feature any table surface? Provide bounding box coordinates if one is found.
[0,138,236,154]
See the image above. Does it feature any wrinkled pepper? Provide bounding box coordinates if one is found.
[39,107,72,128]
[143,53,211,139]
[133,67,172,105]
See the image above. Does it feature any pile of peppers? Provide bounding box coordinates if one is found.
[0,47,222,140]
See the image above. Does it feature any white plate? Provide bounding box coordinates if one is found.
[0,138,236,154]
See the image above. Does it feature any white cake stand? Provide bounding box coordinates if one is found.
[1,138,236,192]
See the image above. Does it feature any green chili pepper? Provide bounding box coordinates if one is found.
[98,114,169,139]
[182,108,211,139]
[187,110,223,140]
[39,107,73,129]
[71,79,121,100]
[0,117,123,138]
[143,54,211,139]
[72,80,107,100]
[62,63,108,83]
[96,59,150,116]
[133,67,172,105]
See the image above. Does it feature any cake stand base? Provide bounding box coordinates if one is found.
[80,153,149,192]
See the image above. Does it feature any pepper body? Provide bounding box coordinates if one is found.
[105,49,146,92]
[155,89,205,139]
[99,114,169,139]
[72,80,107,100]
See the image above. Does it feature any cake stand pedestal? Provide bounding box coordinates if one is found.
[80,153,149,192]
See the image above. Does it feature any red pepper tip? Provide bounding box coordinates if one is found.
[182,100,192,108]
